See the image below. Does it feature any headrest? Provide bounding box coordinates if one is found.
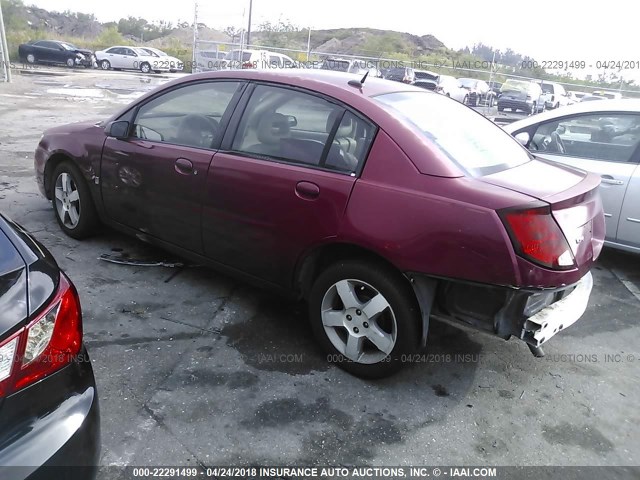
[326,110,354,137]
[257,112,291,145]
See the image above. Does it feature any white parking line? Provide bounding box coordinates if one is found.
[611,268,640,303]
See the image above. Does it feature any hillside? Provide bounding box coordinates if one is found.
[1,0,637,93]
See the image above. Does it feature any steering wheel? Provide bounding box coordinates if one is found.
[550,131,566,154]
[176,114,220,149]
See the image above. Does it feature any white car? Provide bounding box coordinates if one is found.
[138,47,184,72]
[96,46,179,73]
[503,99,640,254]
[540,82,570,109]
[435,75,469,104]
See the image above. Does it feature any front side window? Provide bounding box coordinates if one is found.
[375,91,531,176]
[231,85,374,173]
[133,81,241,149]
[530,113,640,162]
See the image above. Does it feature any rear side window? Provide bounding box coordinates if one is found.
[231,85,374,173]
[375,91,531,176]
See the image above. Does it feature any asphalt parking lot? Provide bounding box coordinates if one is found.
[1,68,639,475]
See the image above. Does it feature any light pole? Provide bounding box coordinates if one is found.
[246,0,253,48]
[306,27,311,62]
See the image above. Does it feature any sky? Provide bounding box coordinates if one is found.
[27,0,639,81]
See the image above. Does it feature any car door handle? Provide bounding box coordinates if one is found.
[600,175,624,185]
[295,181,320,200]
[175,158,196,175]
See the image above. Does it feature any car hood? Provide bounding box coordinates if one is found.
[43,119,103,137]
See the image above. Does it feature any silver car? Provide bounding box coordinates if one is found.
[504,99,640,254]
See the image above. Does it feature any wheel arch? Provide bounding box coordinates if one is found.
[44,152,74,199]
[294,242,412,300]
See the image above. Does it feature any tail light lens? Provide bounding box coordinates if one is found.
[500,204,576,270]
[0,274,82,398]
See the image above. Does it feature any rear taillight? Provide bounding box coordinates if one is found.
[0,274,82,398]
[500,205,576,270]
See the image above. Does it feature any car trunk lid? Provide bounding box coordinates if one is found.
[481,159,605,267]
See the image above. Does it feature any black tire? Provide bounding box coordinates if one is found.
[66,58,75,68]
[308,259,422,379]
[100,59,111,70]
[140,62,151,74]
[26,53,36,64]
[51,162,99,239]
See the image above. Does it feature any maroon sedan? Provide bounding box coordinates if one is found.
[35,70,605,378]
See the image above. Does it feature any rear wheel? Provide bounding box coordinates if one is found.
[309,260,422,378]
[26,53,35,64]
[52,162,99,239]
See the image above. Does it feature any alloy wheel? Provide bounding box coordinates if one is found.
[54,172,81,229]
[320,279,397,364]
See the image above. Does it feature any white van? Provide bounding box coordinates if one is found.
[224,49,297,70]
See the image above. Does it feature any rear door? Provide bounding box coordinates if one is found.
[526,112,640,241]
[101,80,244,253]
[202,83,376,286]
[121,48,138,70]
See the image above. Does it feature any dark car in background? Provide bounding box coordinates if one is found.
[498,79,545,114]
[489,80,502,97]
[18,40,96,68]
[35,70,604,378]
[0,214,100,480]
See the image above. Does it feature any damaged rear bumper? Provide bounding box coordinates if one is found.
[408,271,594,348]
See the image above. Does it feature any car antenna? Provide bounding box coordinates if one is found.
[348,71,369,88]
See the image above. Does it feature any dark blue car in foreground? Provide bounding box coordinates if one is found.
[0,214,99,479]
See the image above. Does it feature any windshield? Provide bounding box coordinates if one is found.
[501,80,530,93]
[541,84,554,93]
[133,47,151,56]
[374,91,531,176]
[458,78,477,88]
[60,43,77,51]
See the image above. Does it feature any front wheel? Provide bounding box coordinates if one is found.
[52,162,99,239]
[66,58,75,68]
[100,60,111,70]
[308,260,422,378]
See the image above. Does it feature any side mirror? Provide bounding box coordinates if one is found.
[286,115,298,127]
[106,121,130,139]
[514,132,530,146]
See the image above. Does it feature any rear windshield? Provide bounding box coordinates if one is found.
[374,91,531,176]
[541,84,554,93]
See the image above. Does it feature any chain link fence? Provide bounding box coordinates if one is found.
[192,39,638,99]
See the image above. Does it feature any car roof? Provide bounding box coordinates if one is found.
[503,99,640,132]
[165,69,418,98]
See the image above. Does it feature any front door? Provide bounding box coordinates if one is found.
[100,80,244,253]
